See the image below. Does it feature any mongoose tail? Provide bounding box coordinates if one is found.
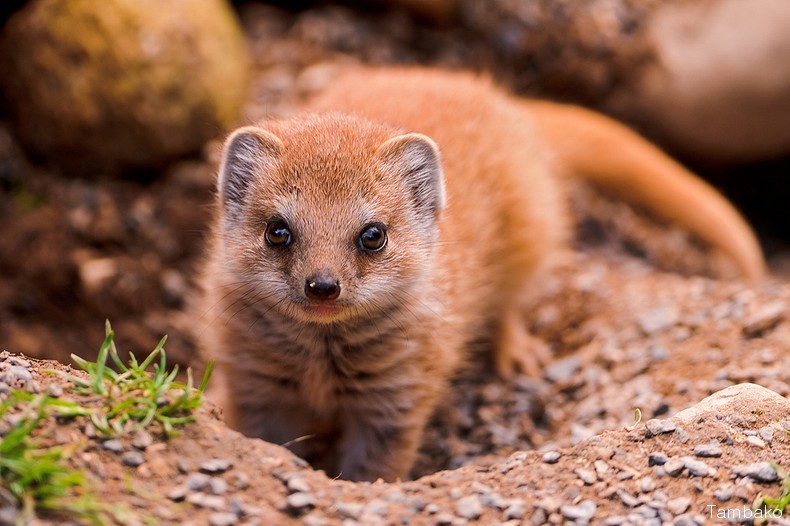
[526,100,766,281]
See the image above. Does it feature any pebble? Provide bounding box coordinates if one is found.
[758,426,774,444]
[742,301,786,337]
[542,451,561,464]
[167,484,189,502]
[645,419,676,436]
[209,512,238,526]
[46,383,64,398]
[673,427,691,444]
[131,430,153,450]
[617,490,639,508]
[103,439,123,453]
[544,355,581,383]
[681,457,711,477]
[121,451,145,467]
[639,477,656,493]
[456,495,482,519]
[663,459,685,477]
[575,468,597,485]
[561,500,596,522]
[732,462,779,483]
[287,476,311,493]
[648,452,668,466]
[503,500,526,520]
[666,497,691,515]
[693,442,722,458]
[209,477,229,495]
[286,492,316,511]
[187,493,226,511]
[336,502,363,520]
[713,485,733,501]
[746,435,767,449]
[637,305,679,335]
[200,458,233,474]
[187,472,211,491]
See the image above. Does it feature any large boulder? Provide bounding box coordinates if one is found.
[0,0,250,175]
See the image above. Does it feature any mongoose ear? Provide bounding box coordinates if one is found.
[217,126,284,210]
[376,133,445,217]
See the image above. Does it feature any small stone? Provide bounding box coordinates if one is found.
[746,435,767,449]
[425,504,440,515]
[617,490,639,508]
[200,458,233,474]
[187,492,226,511]
[542,451,561,464]
[594,460,610,477]
[121,451,145,467]
[561,500,596,521]
[46,383,64,398]
[167,484,189,502]
[449,488,463,500]
[732,462,779,483]
[673,514,704,526]
[664,459,685,477]
[364,499,388,517]
[103,439,123,453]
[713,485,733,502]
[645,419,676,436]
[287,476,311,493]
[648,452,669,466]
[666,497,691,515]
[187,472,211,491]
[674,427,691,444]
[131,430,153,450]
[545,355,581,383]
[209,512,238,526]
[575,468,597,485]
[233,472,249,490]
[456,495,482,519]
[639,477,656,493]
[434,512,454,525]
[758,426,774,444]
[336,502,363,520]
[693,442,722,458]
[286,492,315,511]
[681,457,711,477]
[209,477,229,495]
[637,305,679,335]
[742,301,786,337]
[504,500,526,520]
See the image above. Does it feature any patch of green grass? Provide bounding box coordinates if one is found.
[0,394,104,525]
[66,320,213,436]
[1,321,213,524]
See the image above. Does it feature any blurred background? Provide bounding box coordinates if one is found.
[1,0,788,368]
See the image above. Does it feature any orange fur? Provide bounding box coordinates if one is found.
[197,67,764,482]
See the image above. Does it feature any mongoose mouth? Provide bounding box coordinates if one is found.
[301,303,343,319]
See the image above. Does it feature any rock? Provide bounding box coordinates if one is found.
[561,500,596,522]
[0,0,249,175]
[286,492,315,512]
[131,430,153,451]
[208,512,238,526]
[200,458,233,474]
[102,439,123,453]
[575,468,597,485]
[335,502,364,520]
[693,442,722,458]
[648,452,668,466]
[645,418,676,436]
[542,451,561,464]
[666,496,691,515]
[663,459,685,477]
[455,495,482,519]
[503,500,526,520]
[187,473,211,491]
[672,384,788,425]
[732,462,779,483]
[742,301,787,337]
[121,451,145,467]
[637,305,679,335]
[681,457,711,477]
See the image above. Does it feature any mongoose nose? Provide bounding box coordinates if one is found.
[304,275,341,301]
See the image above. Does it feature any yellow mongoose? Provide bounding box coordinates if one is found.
[198,68,764,481]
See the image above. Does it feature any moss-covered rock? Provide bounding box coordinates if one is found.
[0,0,250,175]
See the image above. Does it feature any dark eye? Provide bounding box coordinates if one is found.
[358,223,387,252]
[264,219,292,247]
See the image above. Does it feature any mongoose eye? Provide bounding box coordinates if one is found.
[358,223,387,252]
[264,219,292,247]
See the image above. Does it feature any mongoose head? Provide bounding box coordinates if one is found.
[214,113,445,325]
